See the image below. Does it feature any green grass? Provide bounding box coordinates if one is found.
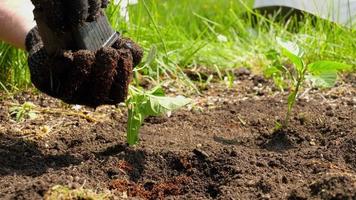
[0,43,29,92]
[1,0,355,91]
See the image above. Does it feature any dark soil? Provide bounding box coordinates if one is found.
[0,74,355,199]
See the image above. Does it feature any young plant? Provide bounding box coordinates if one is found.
[274,37,351,128]
[9,102,37,122]
[126,86,191,146]
[264,49,289,91]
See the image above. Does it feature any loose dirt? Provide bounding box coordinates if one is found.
[0,73,355,199]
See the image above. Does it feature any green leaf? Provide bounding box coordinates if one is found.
[276,37,304,57]
[264,66,282,77]
[306,73,338,88]
[27,112,37,120]
[265,49,280,61]
[307,61,351,88]
[126,92,191,146]
[145,45,157,66]
[276,37,304,71]
[308,61,351,74]
[148,85,165,96]
[143,95,191,116]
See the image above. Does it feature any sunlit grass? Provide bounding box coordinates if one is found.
[0,42,29,92]
[0,0,355,91]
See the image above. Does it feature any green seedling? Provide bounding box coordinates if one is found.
[126,86,191,146]
[224,70,235,88]
[274,37,351,128]
[9,102,37,122]
[264,49,289,91]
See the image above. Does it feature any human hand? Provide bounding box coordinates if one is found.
[25,27,143,107]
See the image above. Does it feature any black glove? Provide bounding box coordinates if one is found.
[30,0,110,32]
[26,0,143,107]
[25,27,143,107]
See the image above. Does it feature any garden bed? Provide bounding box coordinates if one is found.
[0,73,355,199]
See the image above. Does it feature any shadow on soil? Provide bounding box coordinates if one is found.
[0,133,81,177]
[260,129,305,152]
[96,143,146,182]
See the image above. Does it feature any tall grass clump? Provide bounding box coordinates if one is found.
[113,0,354,87]
[0,42,29,92]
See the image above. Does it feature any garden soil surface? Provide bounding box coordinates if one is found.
[0,72,355,200]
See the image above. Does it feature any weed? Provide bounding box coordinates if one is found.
[224,70,235,88]
[274,37,351,128]
[9,102,37,122]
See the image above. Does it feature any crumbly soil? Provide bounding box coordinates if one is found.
[0,72,355,200]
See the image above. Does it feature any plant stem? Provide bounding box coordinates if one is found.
[284,68,307,128]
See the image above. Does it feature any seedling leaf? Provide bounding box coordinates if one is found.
[148,85,166,96]
[264,66,282,77]
[126,87,191,146]
[308,61,351,74]
[145,45,157,66]
[147,95,191,115]
[307,61,351,88]
[306,72,338,88]
[276,37,304,71]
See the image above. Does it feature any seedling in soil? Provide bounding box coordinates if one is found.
[273,37,351,128]
[9,102,37,122]
[126,86,191,146]
[224,70,235,88]
[264,49,289,91]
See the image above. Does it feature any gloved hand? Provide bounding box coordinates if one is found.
[25,28,143,108]
[31,0,110,32]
